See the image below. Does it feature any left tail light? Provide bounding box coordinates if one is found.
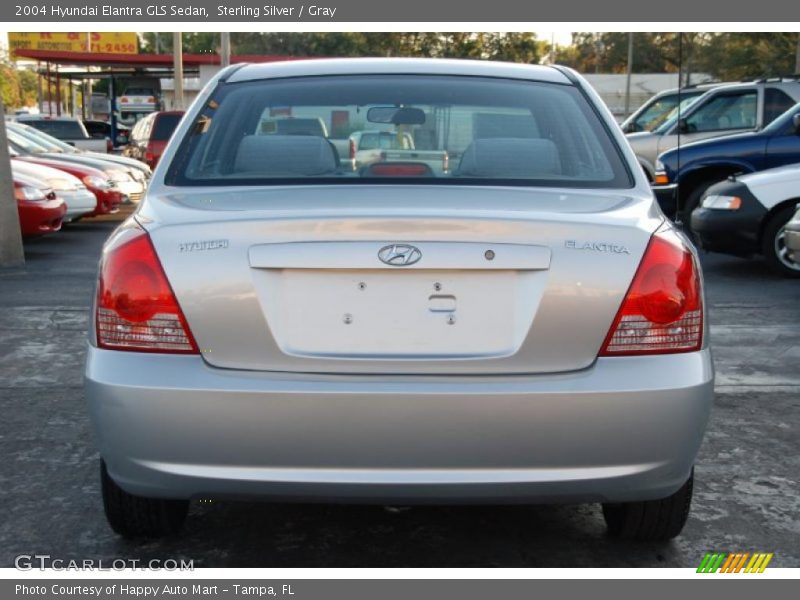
[599,226,703,356]
[96,227,198,353]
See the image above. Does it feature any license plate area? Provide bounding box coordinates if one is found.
[256,269,536,359]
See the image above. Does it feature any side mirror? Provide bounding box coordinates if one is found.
[793,113,800,134]
[677,118,690,134]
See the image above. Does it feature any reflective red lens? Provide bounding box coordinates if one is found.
[96,228,198,353]
[600,230,702,356]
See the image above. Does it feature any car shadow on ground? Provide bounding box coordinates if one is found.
[103,501,681,568]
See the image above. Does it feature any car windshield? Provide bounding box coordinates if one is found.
[9,125,65,152]
[358,132,412,150]
[7,129,51,154]
[123,88,155,96]
[653,95,708,134]
[25,119,88,140]
[630,91,703,132]
[167,75,631,188]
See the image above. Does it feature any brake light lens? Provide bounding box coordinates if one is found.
[349,139,356,160]
[368,163,431,176]
[599,227,702,356]
[96,227,198,353]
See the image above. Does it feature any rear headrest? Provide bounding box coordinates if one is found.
[234,135,337,176]
[457,138,561,178]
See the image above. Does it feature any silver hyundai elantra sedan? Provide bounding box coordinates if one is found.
[85,58,714,541]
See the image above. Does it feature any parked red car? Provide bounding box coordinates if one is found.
[12,154,123,217]
[123,111,184,169]
[13,172,66,237]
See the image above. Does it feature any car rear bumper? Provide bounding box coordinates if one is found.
[85,346,714,504]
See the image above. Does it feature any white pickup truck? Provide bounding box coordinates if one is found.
[349,130,449,175]
[15,116,109,153]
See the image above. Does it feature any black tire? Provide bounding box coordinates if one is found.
[761,205,800,278]
[101,460,189,538]
[602,470,693,541]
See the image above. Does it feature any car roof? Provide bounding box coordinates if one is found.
[226,58,572,85]
[17,115,81,122]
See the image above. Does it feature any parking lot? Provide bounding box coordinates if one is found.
[1,212,798,568]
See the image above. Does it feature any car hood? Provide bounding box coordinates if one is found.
[737,162,800,188]
[659,131,767,168]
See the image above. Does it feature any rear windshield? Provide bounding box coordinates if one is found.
[152,113,183,141]
[25,119,88,140]
[166,75,632,188]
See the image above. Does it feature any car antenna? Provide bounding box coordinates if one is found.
[675,32,683,224]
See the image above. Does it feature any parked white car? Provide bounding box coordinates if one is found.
[691,162,800,276]
[11,159,97,222]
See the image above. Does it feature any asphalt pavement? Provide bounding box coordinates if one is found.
[1,214,798,568]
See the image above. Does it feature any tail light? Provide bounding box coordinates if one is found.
[147,96,156,103]
[599,227,702,356]
[96,227,198,353]
[144,143,157,168]
[106,138,113,152]
[368,163,431,176]
[120,97,129,104]
[349,139,356,160]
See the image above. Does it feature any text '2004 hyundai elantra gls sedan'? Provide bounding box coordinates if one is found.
[85,58,713,541]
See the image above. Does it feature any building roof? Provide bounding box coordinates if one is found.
[13,49,303,68]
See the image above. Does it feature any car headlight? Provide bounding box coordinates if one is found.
[702,194,742,210]
[108,169,131,182]
[655,159,665,172]
[83,175,113,190]
[15,185,49,201]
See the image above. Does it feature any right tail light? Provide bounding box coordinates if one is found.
[599,227,703,356]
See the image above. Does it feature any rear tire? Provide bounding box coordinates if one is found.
[602,470,693,541]
[761,206,800,278]
[101,460,189,538]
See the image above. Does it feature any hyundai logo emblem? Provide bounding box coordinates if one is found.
[377,244,422,266]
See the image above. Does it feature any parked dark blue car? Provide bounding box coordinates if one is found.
[652,102,800,220]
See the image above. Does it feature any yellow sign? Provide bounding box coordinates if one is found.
[8,32,138,56]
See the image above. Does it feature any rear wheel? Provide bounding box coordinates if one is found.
[602,470,693,541]
[762,206,800,278]
[101,460,189,538]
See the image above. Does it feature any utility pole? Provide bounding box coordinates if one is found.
[221,32,231,67]
[0,102,25,267]
[624,32,634,118]
[173,32,184,110]
[795,32,800,75]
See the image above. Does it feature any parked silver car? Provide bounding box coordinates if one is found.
[85,59,714,541]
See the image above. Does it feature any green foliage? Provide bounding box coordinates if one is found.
[556,32,800,81]
[139,32,545,63]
